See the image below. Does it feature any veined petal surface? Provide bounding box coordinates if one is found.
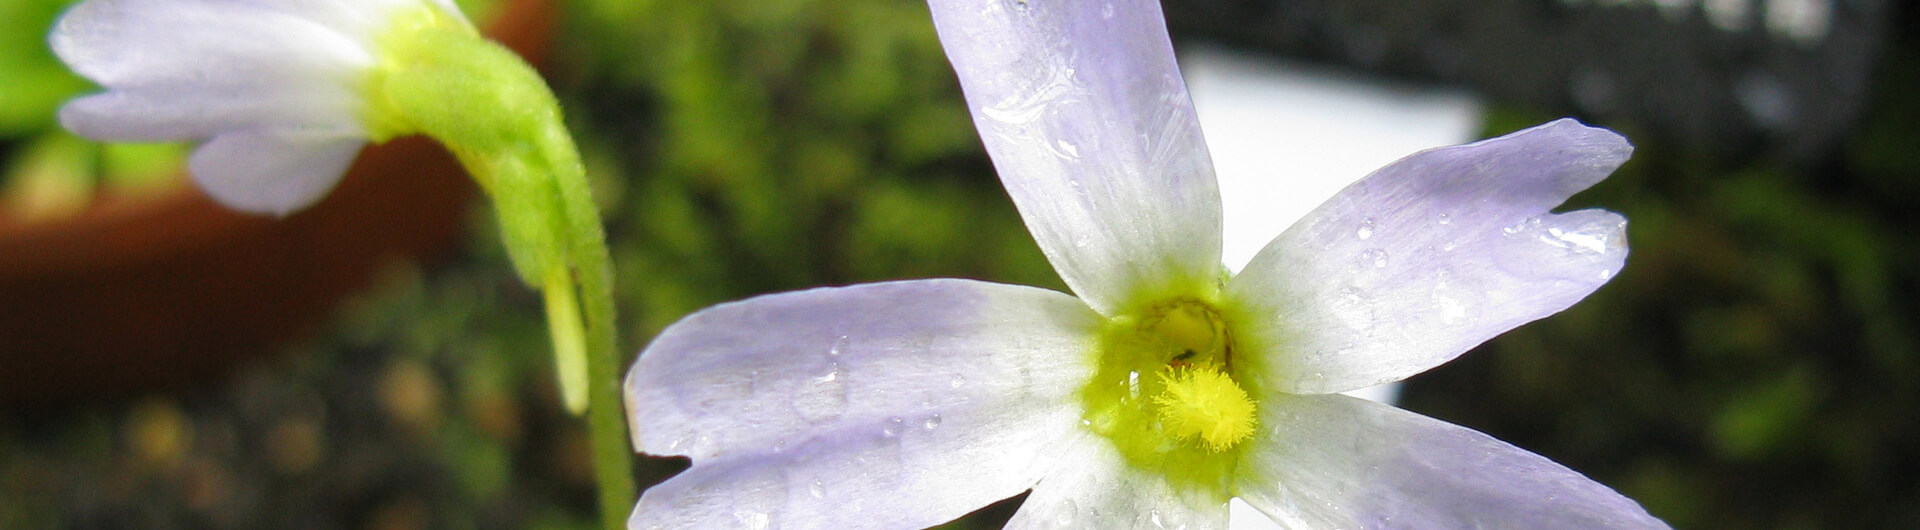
[626,279,1100,528]
[1228,119,1632,394]
[1235,393,1666,529]
[60,89,364,143]
[928,0,1223,316]
[52,0,374,98]
[1006,434,1228,530]
[189,130,365,215]
[627,279,1098,457]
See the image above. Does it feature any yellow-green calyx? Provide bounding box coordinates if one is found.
[1083,295,1258,497]
[361,4,597,414]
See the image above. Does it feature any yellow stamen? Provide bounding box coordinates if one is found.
[1152,365,1256,452]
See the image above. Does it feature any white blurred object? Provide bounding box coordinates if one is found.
[1181,45,1483,530]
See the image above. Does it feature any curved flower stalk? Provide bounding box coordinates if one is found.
[52,1,633,528]
[624,1,1665,529]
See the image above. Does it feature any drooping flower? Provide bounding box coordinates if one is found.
[51,0,475,215]
[624,0,1666,528]
[53,0,618,417]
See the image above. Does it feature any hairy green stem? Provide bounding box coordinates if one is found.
[368,7,636,528]
[545,122,636,530]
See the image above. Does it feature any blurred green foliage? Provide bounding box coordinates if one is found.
[561,0,1060,339]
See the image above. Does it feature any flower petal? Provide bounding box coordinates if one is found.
[630,398,1081,530]
[52,0,375,93]
[1227,119,1632,394]
[626,279,1101,528]
[927,0,1223,316]
[1235,393,1666,529]
[188,130,365,215]
[625,279,1101,458]
[60,90,363,143]
[1005,434,1228,529]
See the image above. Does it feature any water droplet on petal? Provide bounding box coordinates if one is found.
[1053,139,1081,159]
[734,511,771,530]
[949,374,966,388]
[882,416,905,437]
[924,414,942,430]
[1356,218,1376,240]
[809,479,827,498]
[1437,213,1452,225]
[1542,226,1610,255]
[793,362,849,423]
[1013,0,1031,13]
[1100,3,1115,18]
[828,335,849,357]
[1360,248,1389,269]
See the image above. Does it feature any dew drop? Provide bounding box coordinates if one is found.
[1436,213,1452,225]
[924,413,942,430]
[1100,3,1115,18]
[734,510,771,530]
[809,479,827,498]
[1355,218,1376,240]
[827,335,849,357]
[1543,226,1609,255]
[949,374,966,388]
[1053,138,1082,159]
[1013,0,1031,13]
[882,416,905,437]
[1360,248,1389,269]
[793,362,849,423]
[1501,216,1544,236]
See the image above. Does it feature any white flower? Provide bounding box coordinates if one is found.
[622,0,1666,528]
[51,0,469,215]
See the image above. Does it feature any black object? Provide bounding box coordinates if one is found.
[1166,0,1893,161]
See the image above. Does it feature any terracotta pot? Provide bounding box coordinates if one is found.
[0,0,556,404]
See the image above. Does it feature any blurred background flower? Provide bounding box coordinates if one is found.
[1,0,1915,528]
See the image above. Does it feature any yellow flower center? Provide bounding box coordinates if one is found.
[1080,296,1258,497]
[1154,366,1257,452]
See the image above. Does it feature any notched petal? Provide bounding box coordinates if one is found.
[626,279,1102,529]
[1229,119,1633,394]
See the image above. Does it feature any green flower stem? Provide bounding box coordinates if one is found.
[369,6,634,529]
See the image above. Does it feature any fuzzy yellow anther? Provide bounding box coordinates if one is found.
[1152,365,1256,452]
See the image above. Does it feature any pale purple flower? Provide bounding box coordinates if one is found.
[622,0,1665,528]
[51,0,469,215]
